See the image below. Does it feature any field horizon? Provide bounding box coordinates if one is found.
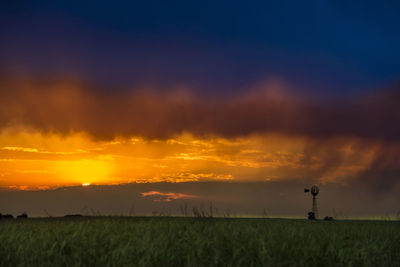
[1,181,398,220]
[3,214,400,222]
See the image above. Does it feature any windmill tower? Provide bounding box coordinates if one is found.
[304,185,319,219]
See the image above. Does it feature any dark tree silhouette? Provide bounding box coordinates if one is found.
[17,213,28,219]
[1,214,14,219]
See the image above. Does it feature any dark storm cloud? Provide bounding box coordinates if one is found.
[1,75,400,141]
[298,138,400,195]
[354,144,400,194]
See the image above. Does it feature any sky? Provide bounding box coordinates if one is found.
[0,1,400,217]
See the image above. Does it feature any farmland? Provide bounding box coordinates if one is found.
[0,217,399,266]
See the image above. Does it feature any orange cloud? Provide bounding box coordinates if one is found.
[141,191,199,202]
[2,146,39,153]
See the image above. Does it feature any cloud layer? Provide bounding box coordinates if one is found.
[1,75,400,140]
[1,75,400,195]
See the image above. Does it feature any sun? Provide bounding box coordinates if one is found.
[82,183,91,187]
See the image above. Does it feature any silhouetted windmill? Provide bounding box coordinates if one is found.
[304,185,319,219]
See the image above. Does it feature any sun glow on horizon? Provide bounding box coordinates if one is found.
[55,159,113,186]
[0,129,378,190]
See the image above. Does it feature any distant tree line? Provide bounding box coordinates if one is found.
[0,213,28,219]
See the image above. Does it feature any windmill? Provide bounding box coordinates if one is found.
[304,185,319,219]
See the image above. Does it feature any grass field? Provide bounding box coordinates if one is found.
[0,217,399,266]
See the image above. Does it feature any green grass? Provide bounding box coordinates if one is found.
[0,217,399,266]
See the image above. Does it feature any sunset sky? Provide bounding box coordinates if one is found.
[1,1,399,217]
